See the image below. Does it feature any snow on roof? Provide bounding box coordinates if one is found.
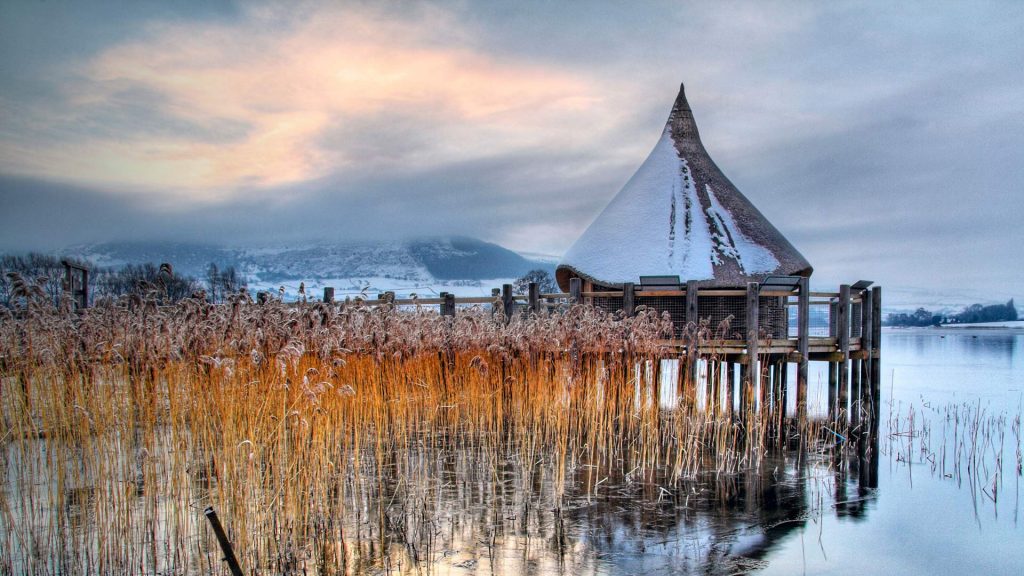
[557,83,812,290]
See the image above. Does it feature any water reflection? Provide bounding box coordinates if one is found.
[338,426,880,575]
[880,329,1024,406]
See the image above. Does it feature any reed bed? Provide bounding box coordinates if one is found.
[0,277,846,574]
[884,395,1023,512]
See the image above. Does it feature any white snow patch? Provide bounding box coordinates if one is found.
[704,185,779,274]
[560,129,715,283]
[940,320,1024,329]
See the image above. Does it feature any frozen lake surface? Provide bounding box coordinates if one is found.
[754,328,1023,575]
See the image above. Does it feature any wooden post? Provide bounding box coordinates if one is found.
[860,288,873,419]
[528,282,540,315]
[726,362,736,416]
[685,280,699,324]
[707,360,719,413]
[440,292,455,316]
[569,277,582,304]
[746,282,760,411]
[81,267,89,309]
[676,355,688,406]
[739,363,749,415]
[796,276,810,420]
[828,361,838,419]
[871,286,882,417]
[686,280,700,400]
[204,507,244,576]
[62,260,90,310]
[502,283,514,322]
[851,359,862,427]
[779,362,789,417]
[323,287,334,303]
[622,282,635,316]
[837,284,851,420]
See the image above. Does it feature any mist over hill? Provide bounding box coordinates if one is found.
[67,237,555,287]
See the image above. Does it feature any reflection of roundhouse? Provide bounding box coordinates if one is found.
[557,84,812,338]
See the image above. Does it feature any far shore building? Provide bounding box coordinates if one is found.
[556,84,813,338]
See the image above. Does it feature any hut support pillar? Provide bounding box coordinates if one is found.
[745,282,760,415]
[828,362,838,420]
[622,282,635,317]
[686,280,700,405]
[860,288,873,418]
[726,362,736,417]
[837,284,851,422]
[870,286,882,423]
[797,277,810,421]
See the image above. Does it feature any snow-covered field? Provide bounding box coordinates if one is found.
[248,277,520,302]
[939,320,1024,329]
[882,285,1017,316]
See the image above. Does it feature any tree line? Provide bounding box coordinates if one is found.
[885,299,1018,327]
[0,252,246,307]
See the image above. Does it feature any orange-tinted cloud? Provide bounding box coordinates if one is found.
[1,3,605,203]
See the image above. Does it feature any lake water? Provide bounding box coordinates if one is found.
[754,328,1023,575]
[3,328,1021,574]
[349,328,1024,575]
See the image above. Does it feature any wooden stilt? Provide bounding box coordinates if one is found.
[726,362,736,417]
[739,363,749,415]
[828,360,838,420]
[745,282,760,415]
[837,284,851,422]
[779,362,789,418]
[871,286,882,422]
[861,288,874,419]
[797,277,809,421]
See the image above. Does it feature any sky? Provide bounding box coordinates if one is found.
[1,0,1022,297]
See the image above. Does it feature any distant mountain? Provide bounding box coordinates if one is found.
[408,237,541,280]
[67,237,555,286]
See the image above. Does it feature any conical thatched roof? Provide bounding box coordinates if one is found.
[556,83,812,291]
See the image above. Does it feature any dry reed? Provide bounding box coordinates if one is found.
[0,278,848,574]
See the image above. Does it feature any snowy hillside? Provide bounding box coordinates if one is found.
[68,237,554,300]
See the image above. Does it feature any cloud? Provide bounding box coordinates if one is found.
[2,0,1023,298]
[0,2,610,203]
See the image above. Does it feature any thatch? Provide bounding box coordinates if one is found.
[557,84,812,291]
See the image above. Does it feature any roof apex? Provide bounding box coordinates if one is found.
[672,82,691,113]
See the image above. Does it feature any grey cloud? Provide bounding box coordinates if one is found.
[2,0,1024,297]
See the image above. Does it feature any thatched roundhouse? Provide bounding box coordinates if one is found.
[557,84,812,337]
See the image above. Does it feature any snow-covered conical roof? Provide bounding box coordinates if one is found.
[556,83,812,291]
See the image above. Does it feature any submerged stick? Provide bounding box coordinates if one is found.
[204,506,245,576]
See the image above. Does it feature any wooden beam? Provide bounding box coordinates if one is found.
[528,282,540,315]
[569,278,582,304]
[636,290,686,297]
